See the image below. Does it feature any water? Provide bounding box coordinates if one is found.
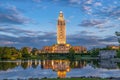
[0,59,120,79]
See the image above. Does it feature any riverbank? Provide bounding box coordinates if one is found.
[28,78,109,80]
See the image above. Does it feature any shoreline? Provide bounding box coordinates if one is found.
[2,77,120,80]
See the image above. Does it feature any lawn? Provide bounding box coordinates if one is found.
[40,78,108,80]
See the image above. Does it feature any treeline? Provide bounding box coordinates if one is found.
[0,47,21,60]
[88,47,120,57]
[0,46,120,60]
[0,47,39,60]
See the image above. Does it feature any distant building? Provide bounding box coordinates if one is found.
[41,11,87,53]
[107,45,120,50]
[99,50,117,59]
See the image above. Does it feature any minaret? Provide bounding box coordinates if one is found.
[57,11,66,44]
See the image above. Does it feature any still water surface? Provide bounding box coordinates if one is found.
[0,60,120,79]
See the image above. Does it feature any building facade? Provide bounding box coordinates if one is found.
[41,11,87,53]
[107,45,120,50]
[57,11,66,44]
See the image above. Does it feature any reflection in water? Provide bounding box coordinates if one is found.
[42,60,70,78]
[0,60,86,78]
[0,60,120,79]
[0,60,41,70]
[41,60,86,78]
[98,60,118,69]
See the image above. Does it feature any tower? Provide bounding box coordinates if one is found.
[57,11,66,44]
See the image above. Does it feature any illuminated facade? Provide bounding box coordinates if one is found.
[42,11,87,53]
[57,11,66,44]
[107,45,120,50]
[41,60,86,78]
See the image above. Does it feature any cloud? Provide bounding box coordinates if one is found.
[78,30,95,35]
[78,19,106,27]
[0,40,18,45]
[0,31,118,49]
[0,5,31,24]
[0,32,56,48]
[51,0,120,19]
[0,26,57,47]
[85,0,93,4]
[66,15,75,23]
[94,2,102,7]
[0,27,56,37]
[99,30,107,32]
[67,34,118,49]
[94,6,120,19]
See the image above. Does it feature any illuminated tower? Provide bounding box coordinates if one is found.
[57,11,66,44]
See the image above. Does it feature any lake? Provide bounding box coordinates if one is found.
[0,59,120,79]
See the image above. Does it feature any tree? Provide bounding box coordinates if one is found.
[68,48,75,60]
[1,47,11,59]
[115,31,120,58]
[21,47,30,58]
[115,31,120,47]
[32,48,38,55]
[0,47,3,59]
[90,48,100,57]
[117,50,120,58]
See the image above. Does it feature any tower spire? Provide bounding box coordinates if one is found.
[58,10,64,21]
[60,10,63,13]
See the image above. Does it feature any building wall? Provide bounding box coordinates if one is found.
[40,11,87,54]
[42,44,87,53]
[107,45,120,50]
[57,11,66,44]
[72,46,87,53]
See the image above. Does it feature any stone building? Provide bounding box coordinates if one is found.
[41,11,87,53]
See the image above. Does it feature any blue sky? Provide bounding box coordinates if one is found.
[0,0,120,49]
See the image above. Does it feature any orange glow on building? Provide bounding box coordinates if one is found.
[108,45,120,50]
[57,11,66,44]
[57,71,66,78]
[41,11,87,53]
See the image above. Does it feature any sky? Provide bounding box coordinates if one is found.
[0,0,120,49]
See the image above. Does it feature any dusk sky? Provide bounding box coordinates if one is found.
[0,0,120,49]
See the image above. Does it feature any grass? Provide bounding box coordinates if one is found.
[33,78,108,80]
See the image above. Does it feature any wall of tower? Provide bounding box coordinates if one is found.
[57,12,66,44]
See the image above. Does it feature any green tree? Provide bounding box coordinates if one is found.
[1,47,11,59]
[117,50,120,58]
[32,48,38,55]
[7,47,22,59]
[90,48,100,57]
[115,31,120,47]
[0,47,3,59]
[68,48,75,60]
[115,31,120,58]
[21,47,30,58]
